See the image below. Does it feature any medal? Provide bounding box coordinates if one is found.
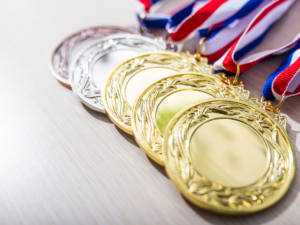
[69,34,167,113]
[131,72,249,165]
[102,51,212,134]
[49,26,139,88]
[163,97,295,215]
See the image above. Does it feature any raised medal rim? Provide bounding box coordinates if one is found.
[48,26,140,88]
[163,97,296,215]
[69,34,166,113]
[102,51,209,133]
[131,73,248,166]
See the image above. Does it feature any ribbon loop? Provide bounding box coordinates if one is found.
[263,42,300,100]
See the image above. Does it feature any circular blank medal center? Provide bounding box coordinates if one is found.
[190,119,269,188]
[126,68,177,107]
[156,90,212,134]
[93,50,138,88]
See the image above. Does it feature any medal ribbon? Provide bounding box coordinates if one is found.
[135,0,272,63]
[168,0,273,62]
[262,41,300,100]
[212,0,299,101]
[135,0,192,29]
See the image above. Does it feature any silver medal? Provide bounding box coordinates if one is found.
[69,34,166,113]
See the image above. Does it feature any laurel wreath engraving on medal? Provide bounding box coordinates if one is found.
[246,98,287,129]
[215,73,250,100]
[134,76,244,159]
[106,54,211,127]
[165,99,288,210]
[179,51,213,74]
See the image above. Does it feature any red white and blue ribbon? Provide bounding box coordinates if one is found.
[135,0,192,29]
[168,0,273,62]
[135,0,294,65]
[262,40,300,100]
[169,0,263,41]
[212,0,298,101]
[214,0,295,73]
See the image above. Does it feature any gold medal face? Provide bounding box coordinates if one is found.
[163,98,295,215]
[102,51,213,134]
[131,73,249,165]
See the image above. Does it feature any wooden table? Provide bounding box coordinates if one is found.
[1,0,300,224]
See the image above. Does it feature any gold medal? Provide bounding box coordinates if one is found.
[163,97,295,215]
[102,51,212,134]
[131,72,249,165]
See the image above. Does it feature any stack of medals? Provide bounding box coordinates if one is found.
[50,0,299,215]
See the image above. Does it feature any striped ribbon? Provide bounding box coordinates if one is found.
[169,0,266,41]
[135,0,191,29]
[169,0,273,62]
[213,0,299,100]
[262,40,300,100]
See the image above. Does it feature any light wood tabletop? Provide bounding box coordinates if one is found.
[1,0,300,224]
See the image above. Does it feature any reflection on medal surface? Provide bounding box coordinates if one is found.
[69,34,166,113]
[163,98,295,215]
[49,26,139,87]
[190,119,269,187]
[131,73,249,165]
[102,51,214,134]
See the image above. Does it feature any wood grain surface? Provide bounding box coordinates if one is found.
[1,0,300,224]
